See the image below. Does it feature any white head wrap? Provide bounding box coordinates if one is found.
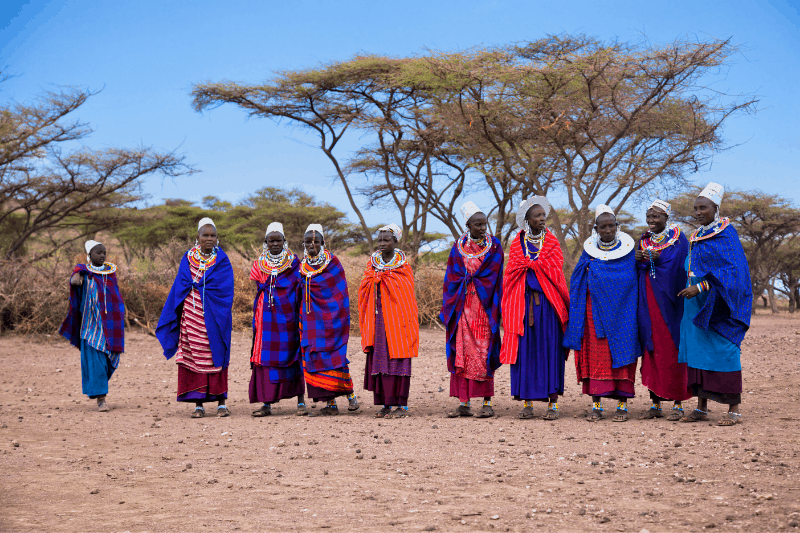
[198,217,216,231]
[648,199,671,216]
[305,224,324,239]
[594,204,616,222]
[266,222,285,238]
[379,223,402,241]
[516,196,551,230]
[84,240,102,255]
[699,182,724,207]
[461,201,483,223]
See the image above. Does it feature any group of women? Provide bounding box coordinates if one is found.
[61,182,752,426]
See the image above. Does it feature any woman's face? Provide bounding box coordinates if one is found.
[89,244,106,267]
[303,231,323,257]
[377,231,396,256]
[198,225,218,254]
[645,208,668,234]
[265,232,285,255]
[694,197,717,226]
[526,204,547,232]
[595,213,618,243]
[466,212,488,240]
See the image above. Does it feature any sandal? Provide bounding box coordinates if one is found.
[518,407,535,419]
[474,405,495,419]
[296,404,309,416]
[612,408,629,422]
[385,407,410,419]
[374,406,392,418]
[586,409,603,422]
[191,407,205,418]
[717,412,742,426]
[667,406,684,422]
[542,408,560,421]
[318,405,339,416]
[447,405,473,418]
[217,406,231,417]
[98,402,111,412]
[639,407,664,420]
[348,397,360,412]
[682,409,709,423]
[251,405,272,417]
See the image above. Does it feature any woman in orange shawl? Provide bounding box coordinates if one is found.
[358,223,419,419]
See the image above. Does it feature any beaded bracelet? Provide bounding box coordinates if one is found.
[696,280,710,292]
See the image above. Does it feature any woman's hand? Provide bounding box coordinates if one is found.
[635,249,661,262]
[678,285,701,299]
[69,273,83,286]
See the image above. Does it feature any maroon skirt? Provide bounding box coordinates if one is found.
[450,374,493,402]
[364,350,411,406]
[688,367,742,405]
[249,365,304,404]
[177,365,228,403]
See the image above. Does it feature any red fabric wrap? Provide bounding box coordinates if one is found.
[499,230,570,364]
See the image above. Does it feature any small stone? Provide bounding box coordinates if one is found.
[384,439,391,444]
[639,529,651,533]
[55,369,62,373]
[725,516,735,521]
[788,520,799,528]
[424,527,436,531]
[119,501,125,504]
[499,437,506,442]
[578,509,586,516]
[356,455,364,460]
[356,449,361,454]
[371,455,377,459]
[90,489,99,494]
[438,387,444,392]
[208,478,218,484]
[12,440,19,447]
[577,480,585,484]
[178,440,183,444]
[490,515,499,520]
[186,463,192,469]
[227,483,233,488]
[432,425,438,429]
[674,442,682,447]
[704,523,716,529]
[598,516,610,523]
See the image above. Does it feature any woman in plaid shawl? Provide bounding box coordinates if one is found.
[499,198,570,421]
[299,224,358,416]
[156,218,234,418]
[678,183,751,426]
[60,240,125,412]
[441,202,504,419]
[249,222,307,417]
[564,205,641,423]
[359,223,419,419]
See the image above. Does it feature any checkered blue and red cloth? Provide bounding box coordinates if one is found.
[299,255,350,372]
[250,257,301,375]
[60,264,126,353]
[440,235,504,376]
[687,225,751,346]
[564,243,641,369]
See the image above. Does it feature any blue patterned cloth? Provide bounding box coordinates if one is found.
[563,244,641,369]
[686,225,751,346]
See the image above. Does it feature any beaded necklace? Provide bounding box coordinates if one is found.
[86,262,116,275]
[457,233,491,260]
[523,229,546,260]
[370,249,407,271]
[640,225,681,278]
[689,217,730,243]
[300,249,333,313]
[187,245,217,310]
[257,248,294,307]
[597,235,620,251]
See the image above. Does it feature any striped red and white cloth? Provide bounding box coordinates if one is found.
[175,261,221,374]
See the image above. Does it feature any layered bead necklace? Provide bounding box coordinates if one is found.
[370,249,407,271]
[690,216,730,243]
[300,249,332,313]
[523,226,545,260]
[187,245,217,310]
[257,247,294,307]
[457,233,491,260]
[640,225,681,278]
[596,233,620,251]
[86,261,116,315]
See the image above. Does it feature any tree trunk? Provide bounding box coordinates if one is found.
[767,285,779,314]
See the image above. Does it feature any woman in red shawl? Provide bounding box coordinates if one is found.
[359,223,419,419]
[499,197,570,420]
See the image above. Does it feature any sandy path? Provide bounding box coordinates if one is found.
[1,313,799,532]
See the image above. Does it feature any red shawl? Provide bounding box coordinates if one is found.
[499,230,570,364]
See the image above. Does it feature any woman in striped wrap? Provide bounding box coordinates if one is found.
[156,218,235,418]
[60,240,126,412]
[359,223,419,419]
[499,198,570,420]
[249,222,307,417]
[298,224,358,416]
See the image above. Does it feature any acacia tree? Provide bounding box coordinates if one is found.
[671,188,800,313]
[0,84,192,260]
[415,35,757,267]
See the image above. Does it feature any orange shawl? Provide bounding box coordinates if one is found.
[358,261,419,359]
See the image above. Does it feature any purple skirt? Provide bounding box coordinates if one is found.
[450,374,493,402]
[364,350,411,406]
[249,365,304,404]
[688,367,742,405]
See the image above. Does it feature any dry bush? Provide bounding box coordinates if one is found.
[0,258,71,335]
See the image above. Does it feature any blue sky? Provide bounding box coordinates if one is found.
[1,0,798,229]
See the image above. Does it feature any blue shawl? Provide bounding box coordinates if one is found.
[440,236,504,377]
[637,231,689,352]
[687,225,751,346]
[156,248,235,368]
[563,246,640,368]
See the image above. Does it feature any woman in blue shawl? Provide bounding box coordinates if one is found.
[564,205,640,422]
[59,240,125,412]
[156,218,234,418]
[440,201,503,419]
[678,183,751,426]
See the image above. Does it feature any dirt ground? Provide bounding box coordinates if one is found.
[1,312,799,533]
